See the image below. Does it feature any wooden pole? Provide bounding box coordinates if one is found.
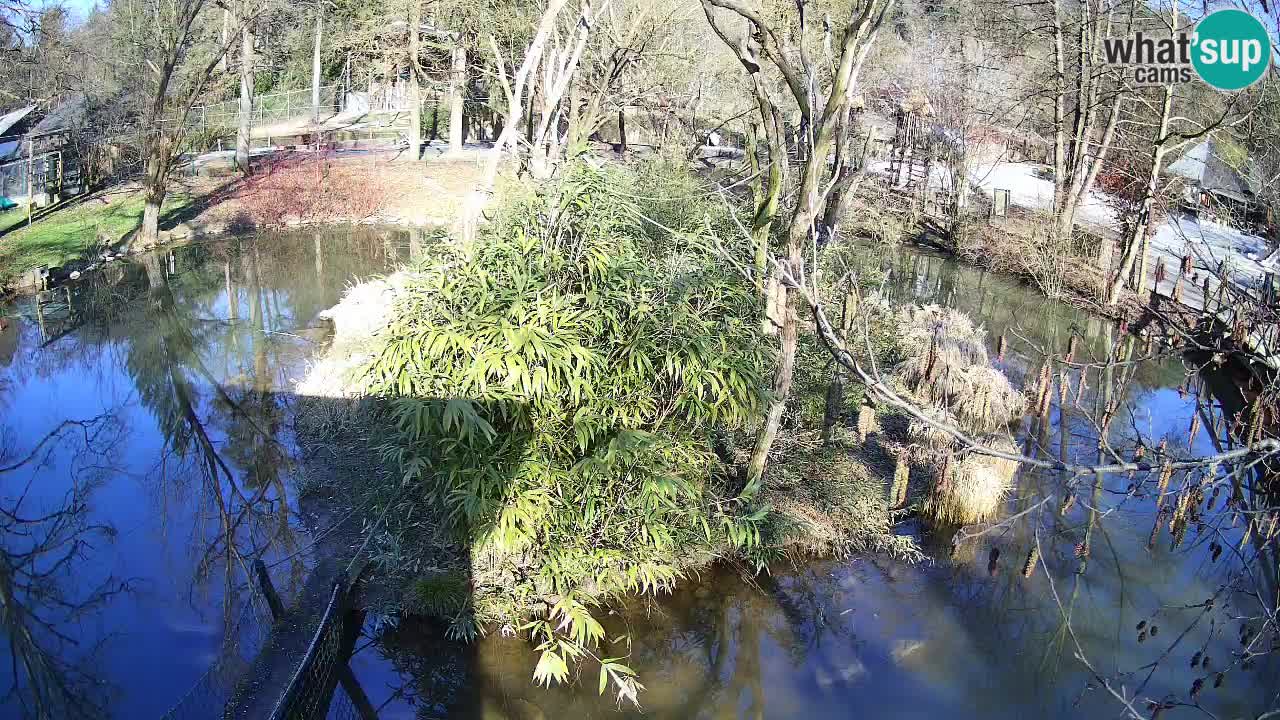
[338,668,380,720]
[253,558,286,620]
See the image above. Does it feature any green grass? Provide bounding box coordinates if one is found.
[0,190,193,286]
[0,208,24,235]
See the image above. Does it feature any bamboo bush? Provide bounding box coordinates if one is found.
[361,162,771,698]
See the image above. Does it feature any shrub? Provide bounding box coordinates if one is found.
[362,163,769,700]
[228,153,392,227]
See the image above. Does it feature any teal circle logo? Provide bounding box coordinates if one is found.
[1192,9,1271,91]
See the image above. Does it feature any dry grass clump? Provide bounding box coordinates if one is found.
[899,346,967,404]
[893,304,1025,437]
[919,438,1021,526]
[907,406,960,449]
[888,308,1027,528]
[951,366,1026,435]
[763,444,921,560]
[896,305,988,367]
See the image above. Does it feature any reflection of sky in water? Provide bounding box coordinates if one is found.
[357,246,1277,719]
[0,230,412,718]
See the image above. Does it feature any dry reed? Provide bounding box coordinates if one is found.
[920,438,1020,526]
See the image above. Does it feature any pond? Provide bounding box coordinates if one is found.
[0,227,432,718]
[0,233,1274,719]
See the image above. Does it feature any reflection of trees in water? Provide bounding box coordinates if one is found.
[127,248,300,635]
[372,561,868,719]
[925,314,1280,716]
[0,412,129,719]
[0,227,414,717]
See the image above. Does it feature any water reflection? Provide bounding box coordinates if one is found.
[0,409,126,718]
[0,226,423,718]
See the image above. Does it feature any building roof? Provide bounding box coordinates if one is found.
[0,106,37,159]
[28,95,87,137]
[0,105,36,138]
[1165,138,1259,203]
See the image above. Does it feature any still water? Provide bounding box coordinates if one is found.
[0,233,1274,719]
[0,227,429,718]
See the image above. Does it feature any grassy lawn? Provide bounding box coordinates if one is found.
[0,207,25,235]
[0,190,193,286]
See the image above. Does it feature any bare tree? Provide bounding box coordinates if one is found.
[112,0,247,246]
[1102,2,1252,305]
[702,0,894,492]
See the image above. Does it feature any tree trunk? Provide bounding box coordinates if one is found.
[822,290,858,443]
[220,9,231,73]
[448,42,467,153]
[617,108,627,152]
[1110,145,1166,303]
[139,145,170,248]
[525,81,537,151]
[1106,62,1173,304]
[236,24,254,176]
[1048,0,1071,246]
[819,108,862,245]
[311,9,323,125]
[745,303,796,490]
[751,110,784,286]
[407,0,422,160]
[713,0,888,494]
[745,120,845,492]
[566,77,582,150]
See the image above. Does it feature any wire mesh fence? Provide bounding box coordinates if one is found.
[267,579,362,720]
[0,150,66,205]
[325,684,370,720]
[157,599,275,720]
[0,155,28,202]
[181,86,342,133]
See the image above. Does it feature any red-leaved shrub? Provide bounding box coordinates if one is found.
[230,153,393,228]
